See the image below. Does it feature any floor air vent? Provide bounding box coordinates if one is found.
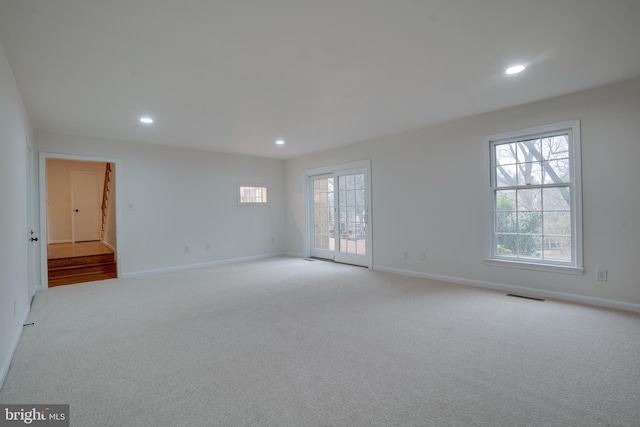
[506,293,545,302]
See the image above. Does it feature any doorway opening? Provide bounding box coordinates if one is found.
[305,160,372,268]
[40,155,120,287]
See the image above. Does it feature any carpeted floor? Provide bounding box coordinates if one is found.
[1,257,639,426]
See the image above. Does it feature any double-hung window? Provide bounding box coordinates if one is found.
[485,120,584,274]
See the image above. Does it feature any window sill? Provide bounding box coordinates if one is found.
[484,259,585,275]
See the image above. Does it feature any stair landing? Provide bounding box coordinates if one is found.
[48,241,117,287]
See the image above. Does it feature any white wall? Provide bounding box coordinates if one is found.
[285,77,640,309]
[0,42,32,386]
[46,159,107,243]
[35,132,286,276]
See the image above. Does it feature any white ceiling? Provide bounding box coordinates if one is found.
[1,0,639,159]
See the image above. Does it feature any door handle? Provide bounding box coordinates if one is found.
[30,237,38,242]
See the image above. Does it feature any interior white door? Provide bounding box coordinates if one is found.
[71,171,101,242]
[310,169,370,267]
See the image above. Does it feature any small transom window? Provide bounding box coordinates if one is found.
[238,185,268,205]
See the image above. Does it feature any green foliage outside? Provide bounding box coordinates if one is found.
[496,194,541,257]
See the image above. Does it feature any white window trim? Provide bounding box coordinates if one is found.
[237,183,269,206]
[483,120,584,275]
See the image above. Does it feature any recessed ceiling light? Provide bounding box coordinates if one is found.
[505,65,526,75]
[275,140,285,146]
[140,117,154,124]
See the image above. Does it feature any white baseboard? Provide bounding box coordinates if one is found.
[101,240,116,260]
[0,305,30,390]
[373,265,640,313]
[285,252,305,258]
[122,252,287,279]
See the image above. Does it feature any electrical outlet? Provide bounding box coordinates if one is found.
[205,243,211,250]
[127,203,134,211]
[184,245,190,253]
[271,237,275,244]
[420,252,426,261]
[597,269,608,282]
[403,251,409,260]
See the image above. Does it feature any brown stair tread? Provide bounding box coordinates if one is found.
[49,271,117,287]
[48,261,117,272]
[48,254,114,268]
[49,266,117,279]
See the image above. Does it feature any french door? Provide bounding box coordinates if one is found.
[310,169,370,267]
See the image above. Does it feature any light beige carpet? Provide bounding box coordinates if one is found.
[1,257,639,426]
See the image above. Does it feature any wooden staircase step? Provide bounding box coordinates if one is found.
[48,261,117,278]
[48,271,118,287]
[48,253,114,268]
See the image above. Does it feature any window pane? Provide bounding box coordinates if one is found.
[496,234,517,257]
[518,211,542,234]
[541,135,569,160]
[543,237,571,261]
[543,211,571,236]
[347,175,355,190]
[495,164,517,187]
[496,190,516,210]
[318,222,329,235]
[495,143,517,166]
[518,235,542,258]
[543,159,570,184]
[543,188,570,210]
[517,139,540,163]
[517,162,542,186]
[347,190,356,208]
[496,211,516,233]
[517,189,541,211]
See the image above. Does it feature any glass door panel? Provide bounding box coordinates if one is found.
[337,173,366,255]
[310,176,335,260]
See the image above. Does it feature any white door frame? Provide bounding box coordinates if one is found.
[38,152,123,290]
[26,143,37,298]
[303,159,372,268]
